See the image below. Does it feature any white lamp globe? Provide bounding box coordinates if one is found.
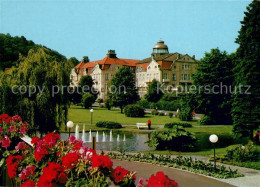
[90,109,94,113]
[67,121,74,128]
[209,134,218,143]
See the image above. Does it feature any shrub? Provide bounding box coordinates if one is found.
[81,93,95,109]
[156,100,179,111]
[223,142,259,162]
[164,122,192,128]
[105,99,111,110]
[178,107,192,121]
[138,99,150,109]
[200,115,215,125]
[96,121,122,129]
[158,112,165,116]
[151,110,159,115]
[124,104,145,117]
[96,98,103,105]
[169,113,174,118]
[147,127,197,151]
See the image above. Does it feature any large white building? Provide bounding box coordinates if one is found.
[70,40,198,100]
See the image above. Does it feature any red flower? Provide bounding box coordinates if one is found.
[73,141,83,151]
[61,152,79,169]
[20,180,35,187]
[7,126,16,132]
[147,172,178,187]
[15,142,28,150]
[2,135,11,149]
[19,166,36,180]
[6,155,23,178]
[44,133,60,147]
[112,166,135,184]
[0,127,3,133]
[34,146,48,162]
[31,137,40,145]
[37,162,66,186]
[91,155,113,170]
[20,123,28,134]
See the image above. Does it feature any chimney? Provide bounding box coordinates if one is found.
[192,55,195,59]
[107,50,117,58]
[82,56,89,63]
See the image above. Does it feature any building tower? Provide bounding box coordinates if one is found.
[151,40,169,57]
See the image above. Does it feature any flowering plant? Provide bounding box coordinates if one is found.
[0,114,29,169]
[137,172,178,187]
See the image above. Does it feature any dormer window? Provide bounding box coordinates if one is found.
[155,66,157,68]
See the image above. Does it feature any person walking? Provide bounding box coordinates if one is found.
[254,130,260,145]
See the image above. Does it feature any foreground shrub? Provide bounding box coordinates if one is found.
[96,121,122,129]
[164,122,192,128]
[147,127,197,151]
[124,104,145,117]
[81,93,95,109]
[178,107,193,121]
[168,113,174,118]
[158,112,165,116]
[151,110,159,115]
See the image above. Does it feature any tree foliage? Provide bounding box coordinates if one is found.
[192,48,234,125]
[232,0,260,138]
[0,47,70,134]
[144,79,163,103]
[82,93,95,109]
[0,33,37,70]
[108,67,139,113]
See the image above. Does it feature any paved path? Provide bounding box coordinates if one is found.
[112,159,234,187]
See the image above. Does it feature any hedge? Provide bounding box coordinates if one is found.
[96,121,122,129]
[164,122,192,128]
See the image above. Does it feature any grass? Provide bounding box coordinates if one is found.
[68,105,199,126]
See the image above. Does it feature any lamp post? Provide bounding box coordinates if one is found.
[90,109,94,125]
[209,134,218,169]
[67,121,74,137]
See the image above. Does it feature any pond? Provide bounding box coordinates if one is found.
[61,131,153,152]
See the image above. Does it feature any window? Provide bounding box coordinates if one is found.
[163,73,168,79]
[181,74,183,80]
[105,73,109,80]
[174,66,176,69]
[172,74,176,81]
[184,74,187,80]
[182,64,190,70]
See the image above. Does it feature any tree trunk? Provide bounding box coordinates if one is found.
[120,107,123,113]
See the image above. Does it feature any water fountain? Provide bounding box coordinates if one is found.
[89,129,92,142]
[75,124,79,140]
[82,124,86,142]
[96,131,99,142]
[117,134,120,142]
[102,131,106,142]
[110,130,113,142]
[123,134,126,141]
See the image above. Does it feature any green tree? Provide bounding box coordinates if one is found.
[232,1,260,139]
[144,79,163,103]
[0,46,70,134]
[192,48,234,124]
[108,67,139,113]
[82,93,95,109]
[79,75,94,91]
[68,57,79,67]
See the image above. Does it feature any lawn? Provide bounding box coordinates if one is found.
[68,105,199,126]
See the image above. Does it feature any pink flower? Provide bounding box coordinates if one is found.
[19,166,36,181]
[2,135,11,149]
[68,136,76,144]
[7,126,15,132]
[15,142,28,150]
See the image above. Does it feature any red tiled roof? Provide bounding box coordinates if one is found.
[136,63,149,71]
[74,56,139,73]
[157,61,172,70]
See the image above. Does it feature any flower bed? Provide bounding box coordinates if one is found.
[3,131,178,186]
[107,152,244,179]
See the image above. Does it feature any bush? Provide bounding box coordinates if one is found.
[124,104,145,117]
[81,93,95,109]
[178,107,192,121]
[158,112,165,116]
[138,99,150,109]
[200,115,215,125]
[147,127,197,151]
[223,142,259,162]
[96,98,103,104]
[169,113,174,118]
[151,110,159,115]
[164,122,192,128]
[96,121,122,129]
[105,99,111,110]
[156,100,179,111]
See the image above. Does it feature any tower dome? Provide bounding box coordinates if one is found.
[152,40,169,57]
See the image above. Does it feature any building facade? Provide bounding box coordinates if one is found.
[70,40,198,100]
[136,40,198,97]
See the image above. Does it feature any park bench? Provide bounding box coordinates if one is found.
[136,123,148,129]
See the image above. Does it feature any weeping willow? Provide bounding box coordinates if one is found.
[0,47,70,134]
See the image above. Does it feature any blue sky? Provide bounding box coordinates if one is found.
[0,0,250,61]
